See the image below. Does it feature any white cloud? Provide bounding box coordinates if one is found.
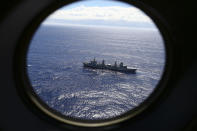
[46,5,152,23]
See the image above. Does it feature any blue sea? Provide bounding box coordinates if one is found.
[27,24,165,120]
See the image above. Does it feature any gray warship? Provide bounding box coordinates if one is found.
[83,58,137,74]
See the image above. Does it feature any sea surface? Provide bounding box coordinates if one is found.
[27,24,165,120]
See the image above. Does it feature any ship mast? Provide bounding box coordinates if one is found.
[114,61,117,67]
[102,59,105,66]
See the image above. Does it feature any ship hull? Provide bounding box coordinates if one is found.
[83,63,136,74]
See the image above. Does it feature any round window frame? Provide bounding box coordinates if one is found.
[14,0,174,128]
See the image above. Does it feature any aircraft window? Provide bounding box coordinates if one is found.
[25,0,166,127]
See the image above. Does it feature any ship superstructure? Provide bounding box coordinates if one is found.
[83,58,137,74]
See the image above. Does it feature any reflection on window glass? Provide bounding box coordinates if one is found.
[27,0,165,120]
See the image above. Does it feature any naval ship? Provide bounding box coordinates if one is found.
[83,58,137,74]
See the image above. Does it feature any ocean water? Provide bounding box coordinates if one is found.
[27,24,165,120]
